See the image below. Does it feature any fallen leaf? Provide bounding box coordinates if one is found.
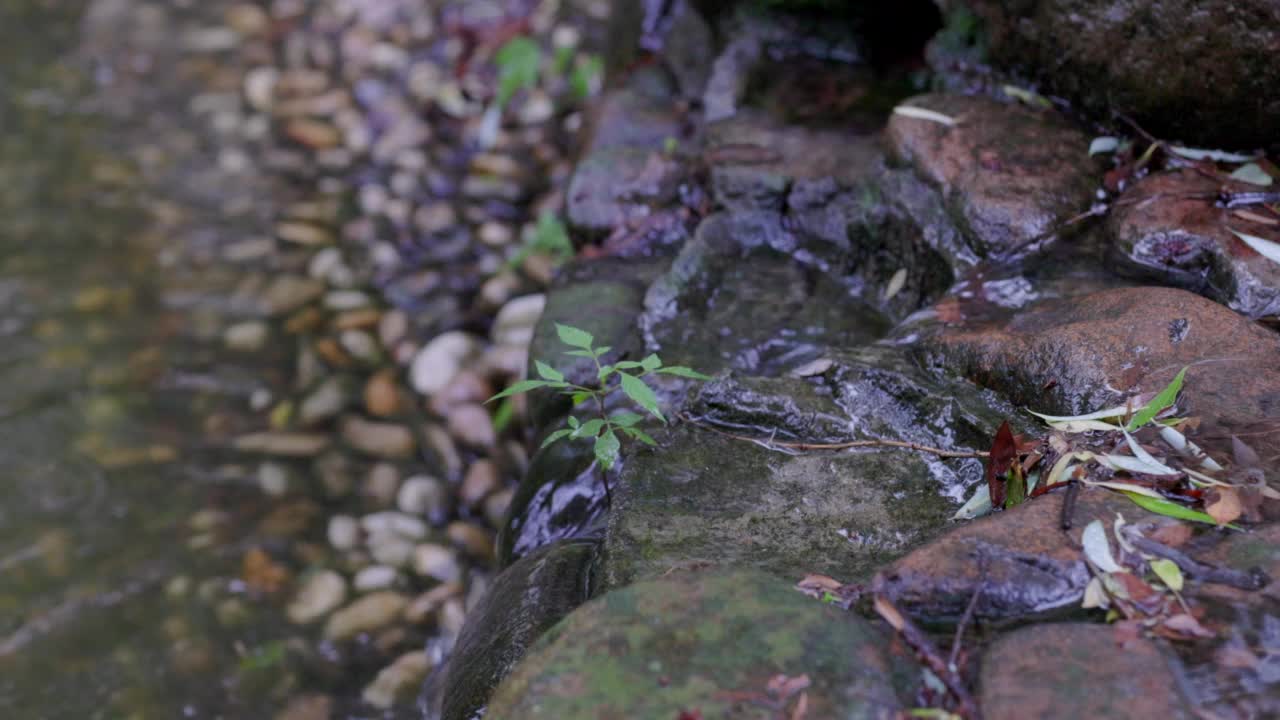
[986,421,1016,508]
[1149,558,1184,592]
[1205,487,1244,525]
[1230,229,1280,266]
[1229,162,1274,187]
[1161,613,1215,639]
[1082,520,1125,573]
[883,268,908,302]
[1168,146,1259,163]
[892,105,957,126]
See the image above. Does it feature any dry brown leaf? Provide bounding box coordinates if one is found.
[1161,613,1216,639]
[1205,487,1244,525]
[242,547,290,594]
[789,691,809,720]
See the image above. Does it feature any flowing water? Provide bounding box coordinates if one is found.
[0,2,304,716]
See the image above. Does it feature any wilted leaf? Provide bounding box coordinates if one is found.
[1083,479,1167,499]
[1082,520,1125,573]
[1100,453,1179,477]
[1229,229,1280,266]
[1159,426,1223,471]
[1049,419,1123,433]
[1121,430,1178,475]
[1229,162,1274,186]
[555,323,594,349]
[1127,367,1187,431]
[1161,613,1215,638]
[1168,146,1259,163]
[1149,558,1184,592]
[1082,576,1108,609]
[1205,487,1244,526]
[620,373,665,423]
[952,484,991,520]
[892,105,957,126]
[1089,136,1121,156]
[986,421,1016,508]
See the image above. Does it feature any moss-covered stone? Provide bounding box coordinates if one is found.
[486,568,915,719]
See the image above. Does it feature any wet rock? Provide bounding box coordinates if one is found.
[490,293,545,347]
[298,376,353,426]
[361,511,428,541]
[1107,169,1280,321]
[426,370,492,417]
[498,437,605,566]
[327,515,360,551]
[412,544,462,583]
[920,286,1280,456]
[873,488,1179,620]
[274,693,332,720]
[410,331,482,396]
[233,431,331,457]
[287,570,348,624]
[362,651,432,710]
[313,450,354,498]
[256,462,291,497]
[428,540,598,720]
[405,581,464,626]
[486,569,911,718]
[565,147,683,238]
[364,462,401,507]
[483,488,514,529]
[224,320,269,351]
[323,591,409,641]
[885,93,1097,257]
[979,623,1190,720]
[353,565,400,592]
[960,0,1280,148]
[339,415,415,458]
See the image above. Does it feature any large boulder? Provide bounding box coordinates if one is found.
[486,569,916,718]
[956,0,1280,149]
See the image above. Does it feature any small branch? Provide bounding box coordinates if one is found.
[1128,535,1269,591]
[678,413,988,459]
[873,594,981,719]
[948,574,984,671]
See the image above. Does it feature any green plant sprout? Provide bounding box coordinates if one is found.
[487,323,710,470]
[506,211,574,270]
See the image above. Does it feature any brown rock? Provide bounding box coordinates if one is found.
[459,459,501,508]
[1108,169,1280,320]
[873,488,1181,620]
[980,623,1189,720]
[447,521,494,561]
[885,93,1097,256]
[364,368,402,417]
[340,416,415,459]
[426,369,492,417]
[922,286,1280,456]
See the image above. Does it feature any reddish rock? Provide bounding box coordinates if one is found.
[922,286,1280,456]
[1108,169,1280,321]
[885,93,1097,257]
[873,488,1181,620]
[980,623,1190,720]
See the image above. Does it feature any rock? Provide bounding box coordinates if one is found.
[364,462,401,507]
[260,275,325,316]
[885,93,1097,257]
[339,415,415,458]
[565,147,683,237]
[426,370,492,417]
[410,331,482,396]
[233,431,331,457]
[276,221,335,247]
[323,591,409,641]
[1107,169,1280,320]
[873,488,1180,620]
[412,543,462,583]
[363,368,401,417]
[361,512,428,541]
[490,294,546,347]
[460,459,500,508]
[312,450,354,498]
[959,0,1280,148]
[378,309,408,349]
[485,569,911,718]
[427,540,598,720]
[286,570,348,624]
[224,321,269,351]
[274,693,332,720]
[369,537,415,568]
[298,376,352,425]
[979,623,1190,720]
[353,565,400,592]
[397,474,451,525]
[447,521,494,561]
[446,403,496,449]
[405,582,464,626]
[483,488,514,529]
[920,286,1280,456]
[361,651,432,710]
[257,462,291,496]
[327,515,360,551]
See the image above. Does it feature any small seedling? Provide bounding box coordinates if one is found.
[487,323,710,470]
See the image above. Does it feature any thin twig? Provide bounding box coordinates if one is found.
[873,594,981,719]
[677,413,989,459]
[1128,535,1270,591]
[948,574,985,671]
[1059,480,1081,531]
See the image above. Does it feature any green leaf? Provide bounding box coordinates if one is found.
[487,379,552,402]
[620,373,665,423]
[609,411,644,427]
[534,359,565,382]
[570,391,591,405]
[623,427,658,446]
[1229,162,1274,187]
[494,37,541,108]
[639,354,662,372]
[1149,558,1184,592]
[1002,84,1051,108]
[952,483,991,520]
[491,398,515,433]
[540,428,573,448]
[572,418,605,438]
[564,349,596,358]
[1089,136,1120,156]
[611,360,645,371]
[593,346,611,356]
[567,415,580,429]
[1126,367,1187,431]
[570,54,603,100]
[597,364,615,383]
[656,366,712,380]
[594,429,620,469]
[555,323,594,350]
[1122,491,1233,527]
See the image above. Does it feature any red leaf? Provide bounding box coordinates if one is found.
[986,421,1016,508]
